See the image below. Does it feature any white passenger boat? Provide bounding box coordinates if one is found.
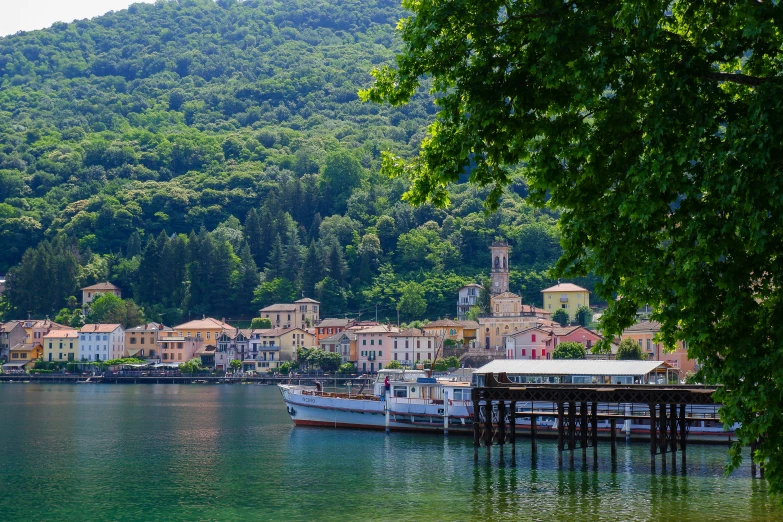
[279,368,738,443]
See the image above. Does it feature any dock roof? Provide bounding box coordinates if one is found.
[475,359,674,376]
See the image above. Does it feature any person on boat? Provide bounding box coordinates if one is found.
[384,375,390,399]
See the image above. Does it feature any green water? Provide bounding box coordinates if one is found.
[0,384,779,521]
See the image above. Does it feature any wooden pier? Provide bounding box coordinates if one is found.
[471,372,719,471]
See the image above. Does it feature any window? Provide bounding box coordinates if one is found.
[207,332,210,340]
[541,349,546,357]
[393,386,407,398]
[417,353,421,361]
[362,340,366,346]
[370,340,375,346]
[130,337,136,344]
[532,349,537,358]
[394,353,398,360]
[48,342,52,348]
[163,353,168,360]
[638,339,643,347]
[427,352,431,359]
[178,353,182,361]
[416,340,421,349]
[646,339,651,351]
[522,349,526,356]
[379,351,382,357]
[561,304,567,309]
[379,339,382,345]
[328,328,333,334]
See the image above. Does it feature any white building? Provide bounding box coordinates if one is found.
[457,283,482,319]
[79,324,125,361]
[389,328,438,368]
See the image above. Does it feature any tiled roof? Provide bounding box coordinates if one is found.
[459,283,483,289]
[11,343,41,351]
[295,297,320,304]
[541,283,590,293]
[493,291,521,299]
[319,331,356,344]
[173,318,234,330]
[349,325,397,334]
[551,326,581,336]
[195,344,217,355]
[43,330,79,339]
[622,321,662,334]
[318,318,350,328]
[423,319,463,328]
[259,303,298,312]
[459,320,480,329]
[389,328,426,337]
[127,322,173,332]
[522,305,550,315]
[81,282,120,291]
[508,326,554,337]
[80,324,122,333]
[252,327,309,337]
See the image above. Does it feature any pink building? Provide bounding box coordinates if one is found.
[505,325,603,360]
[552,326,603,352]
[351,325,398,373]
[505,326,552,360]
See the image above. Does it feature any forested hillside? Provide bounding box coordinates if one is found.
[0,0,576,325]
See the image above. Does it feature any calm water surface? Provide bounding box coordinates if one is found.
[0,383,779,521]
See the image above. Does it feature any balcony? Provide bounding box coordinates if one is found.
[560,296,568,303]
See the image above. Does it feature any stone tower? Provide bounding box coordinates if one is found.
[490,240,509,295]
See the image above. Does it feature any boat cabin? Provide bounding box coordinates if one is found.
[372,369,443,400]
[472,360,679,386]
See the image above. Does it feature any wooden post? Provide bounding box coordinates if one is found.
[610,418,617,458]
[531,414,537,453]
[568,401,576,452]
[659,403,667,456]
[473,399,480,460]
[497,401,506,453]
[669,403,677,468]
[591,401,598,459]
[580,401,588,449]
[557,402,564,464]
[649,402,657,467]
[484,402,493,450]
[510,401,516,458]
[679,403,687,468]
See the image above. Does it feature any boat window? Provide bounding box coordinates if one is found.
[393,386,407,398]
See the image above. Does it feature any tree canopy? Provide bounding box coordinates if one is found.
[364,0,783,492]
[615,339,646,361]
[552,342,586,360]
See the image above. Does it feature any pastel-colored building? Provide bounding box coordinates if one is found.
[159,335,203,364]
[318,331,357,364]
[43,330,79,363]
[81,282,121,307]
[389,328,438,368]
[20,318,73,346]
[6,342,42,369]
[169,317,235,344]
[541,282,590,320]
[551,326,603,352]
[457,283,482,320]
[620,320,697,374]
[315,318,351,342]
[124,323,172,359]
[259,298,320,330]
[352,325,398,373]
[0,321,26,362]
[505,326,553,360]
[78,324,125,361]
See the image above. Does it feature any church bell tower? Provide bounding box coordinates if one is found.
[490,241,510,295]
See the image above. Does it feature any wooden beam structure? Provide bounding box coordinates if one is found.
[471,376,720,472]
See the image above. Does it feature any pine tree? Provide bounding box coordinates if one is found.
[243,209,263,267]
[187,229,214,315]
[211,239,239,319]
[160,233,189,309]
[126,231,143,258]
[265,233,284,280]
[282,223,302,283]
[326,241,347,286]
[136,233,167,305]
[301,241,323,298]
[234,243,260,316]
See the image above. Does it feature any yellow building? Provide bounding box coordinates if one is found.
[8,342,43,369]
[125,323,173,359]
[168,317,235,345]
[541,283,590,320]
[43,330,79,363]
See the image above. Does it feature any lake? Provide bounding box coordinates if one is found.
[0,383,779,521]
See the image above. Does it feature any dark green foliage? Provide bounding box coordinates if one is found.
[552,309,570,327]
[574,306,593,327]
[0,0,575,330]
[552,342,586,360]
[615,339,646,361]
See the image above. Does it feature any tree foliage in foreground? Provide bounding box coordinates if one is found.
[365,0,783,493]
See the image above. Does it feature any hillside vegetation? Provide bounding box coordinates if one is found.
[0,0,577,325]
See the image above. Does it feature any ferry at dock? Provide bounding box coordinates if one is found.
[279,363,738,443]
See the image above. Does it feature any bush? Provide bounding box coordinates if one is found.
[338,362,357,374]
[552,308,570,326]
[386,360,402,369]
[615,338,646,360]
[552,341,586,360]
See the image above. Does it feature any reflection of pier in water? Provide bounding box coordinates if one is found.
[471,374,735,473]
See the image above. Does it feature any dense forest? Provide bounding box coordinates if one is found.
[0,0,584,326]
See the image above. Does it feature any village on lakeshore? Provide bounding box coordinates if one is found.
[0,241,694,378]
